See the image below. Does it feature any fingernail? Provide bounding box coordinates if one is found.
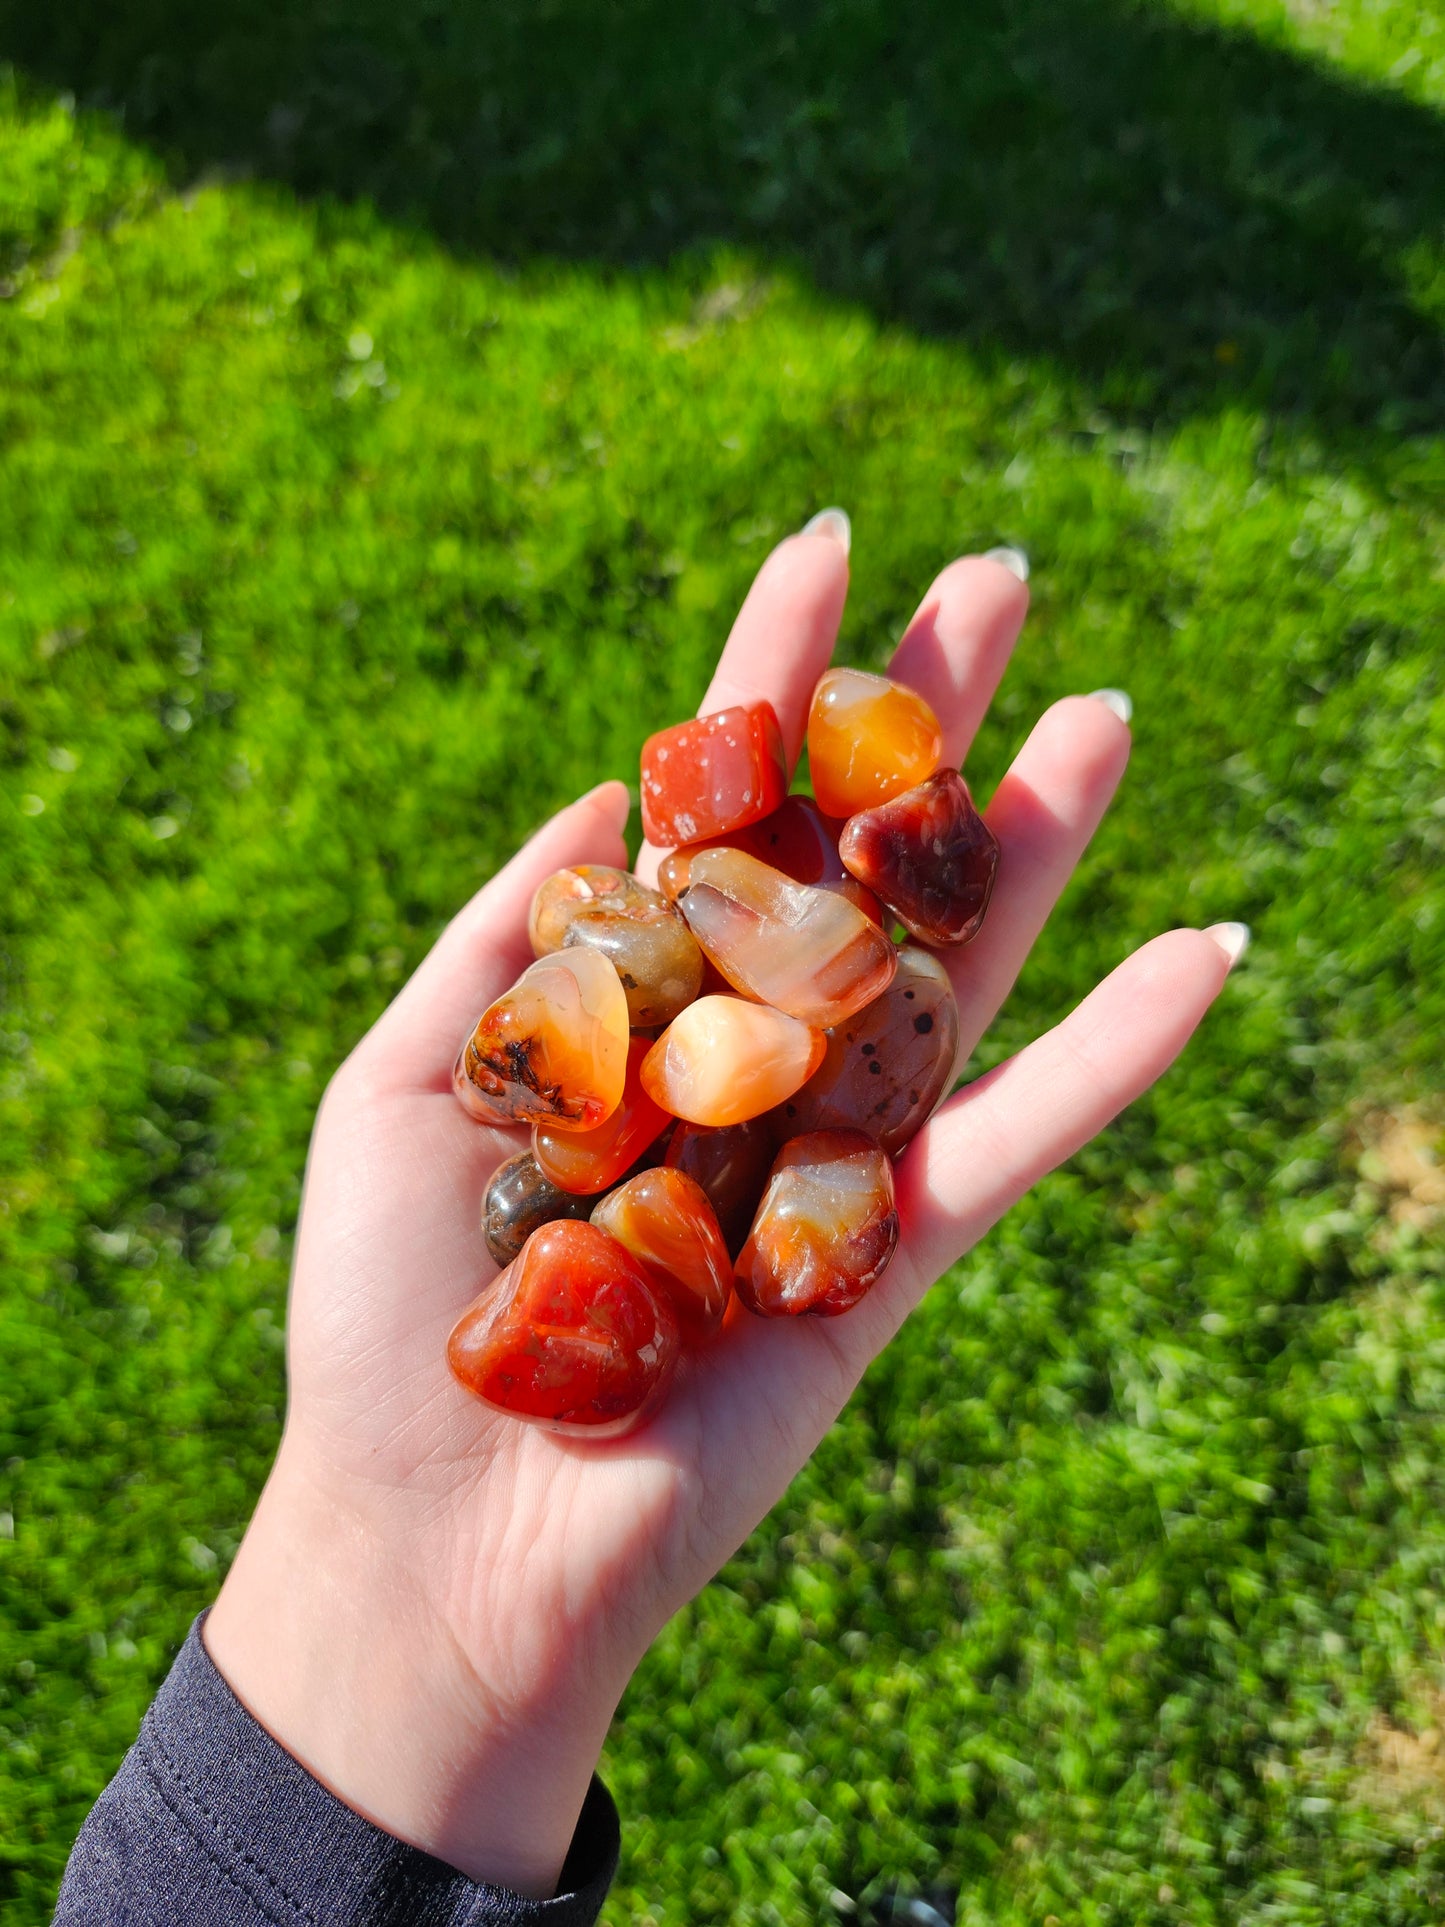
[579,778,631,834]
[800,507,851,554]
[1087,688,1133,724]
[1205,921,1251,969]
[982,543,1030,582]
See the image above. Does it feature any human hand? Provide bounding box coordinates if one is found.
[205,517,1244,1896]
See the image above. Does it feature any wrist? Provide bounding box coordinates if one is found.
[205,1445,617,1898]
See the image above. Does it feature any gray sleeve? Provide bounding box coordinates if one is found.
[53,1615,620,1926]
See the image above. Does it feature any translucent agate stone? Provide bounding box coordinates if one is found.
[678,848,896,1029]
[528,864,704,1028]
[641,996,825,1127]
[640,702,787,848]
[454,948,629,1130]
[735,1129,899,1318]
[447,1220,679,1437]
[658,796,882,923]
[807,668,943,818]
[532,1036,672,1195]
[591,1167,732,1339]
[665,1118,777,1258]
[772,945,960,1157]
[482,1150,594,1267]
[839,769,999,947]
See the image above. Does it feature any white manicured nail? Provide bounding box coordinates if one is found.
[800,507,851,553]
[1206,921,1251,968]
[1087,688,1133,724]
[982,543,1029,581]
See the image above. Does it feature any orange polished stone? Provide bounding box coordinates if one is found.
[678,848,896,1029]
[528,864,704,1028]
[771,945,960,1157]
[807,668,943,818]
[736,1129,899,1318]
[839,769,999,947]
[591,1167,732,1339]
[641,995,825,1127]
[639,702,787,848]
[658,797,882,923]
[665,1118,778,1258]
[532,1036,672,1195]
[448,1220,679,1436]
[454,948,628,1130]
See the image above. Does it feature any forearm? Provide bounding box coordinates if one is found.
[203,1449,620,1899]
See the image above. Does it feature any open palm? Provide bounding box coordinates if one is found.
[207,523,1238,1898]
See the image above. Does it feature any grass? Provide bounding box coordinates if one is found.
[0,1,1443,1920]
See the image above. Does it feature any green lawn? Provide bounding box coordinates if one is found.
[1,3,1443,1921]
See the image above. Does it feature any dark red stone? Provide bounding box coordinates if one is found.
[838,769,998,946]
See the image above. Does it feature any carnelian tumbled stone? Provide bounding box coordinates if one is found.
[640,702,787,848]
[448,1220,680,1436]
[658,796,882,923]
[454,948,629,1130]
[665,1118,777,1258]
[771,945,960,1157]
[839,769,999,947]
[736,1129,899,1318]
[641,996,825,1127]
[528,864,704,1028]
[483,1150,595,1266]
[678,848,896,1029]
[807,668,943,818]
[591,1168,732,1339]
[533,1036,672,1195]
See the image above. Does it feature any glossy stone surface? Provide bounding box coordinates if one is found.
[641,995,825,1127]
[839,769,999,946]
[591,1167,732,1338]
[807,668,943,818]
[528,864,704,1028]
[448,1220,679,1436]
[658,796,882,922]
[736,1129,899,1318]
[639,702,787,848]
[455,948,629,1129]
[482,1150,594,1267]
[664,1118,778,1257]
[772,945,960,1156]
[532,1036,672,1195]
[678,848,896,1028]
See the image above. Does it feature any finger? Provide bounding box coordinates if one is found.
[361,780,632,1091]
[637,515,851,885]
[846,925,1243,1360]
[700,514,851,769]
[887,554,1030,767]
[950,693,1132,1056]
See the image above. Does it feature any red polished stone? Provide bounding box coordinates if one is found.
[639,702,787,848]
[591,1167,732,1339]
[736,1129,899,1318]
[658,796,882,922]
[532,1036,672,1195]
[839,769,999,946]
[665,1118,777,1258]
[447,1220,680,1436]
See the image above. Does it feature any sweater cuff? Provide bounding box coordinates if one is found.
[59,1613,619,1926]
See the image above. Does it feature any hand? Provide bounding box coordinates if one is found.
[205,519,1243,1896]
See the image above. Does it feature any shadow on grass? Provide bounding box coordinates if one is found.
[2,0,1442,455]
